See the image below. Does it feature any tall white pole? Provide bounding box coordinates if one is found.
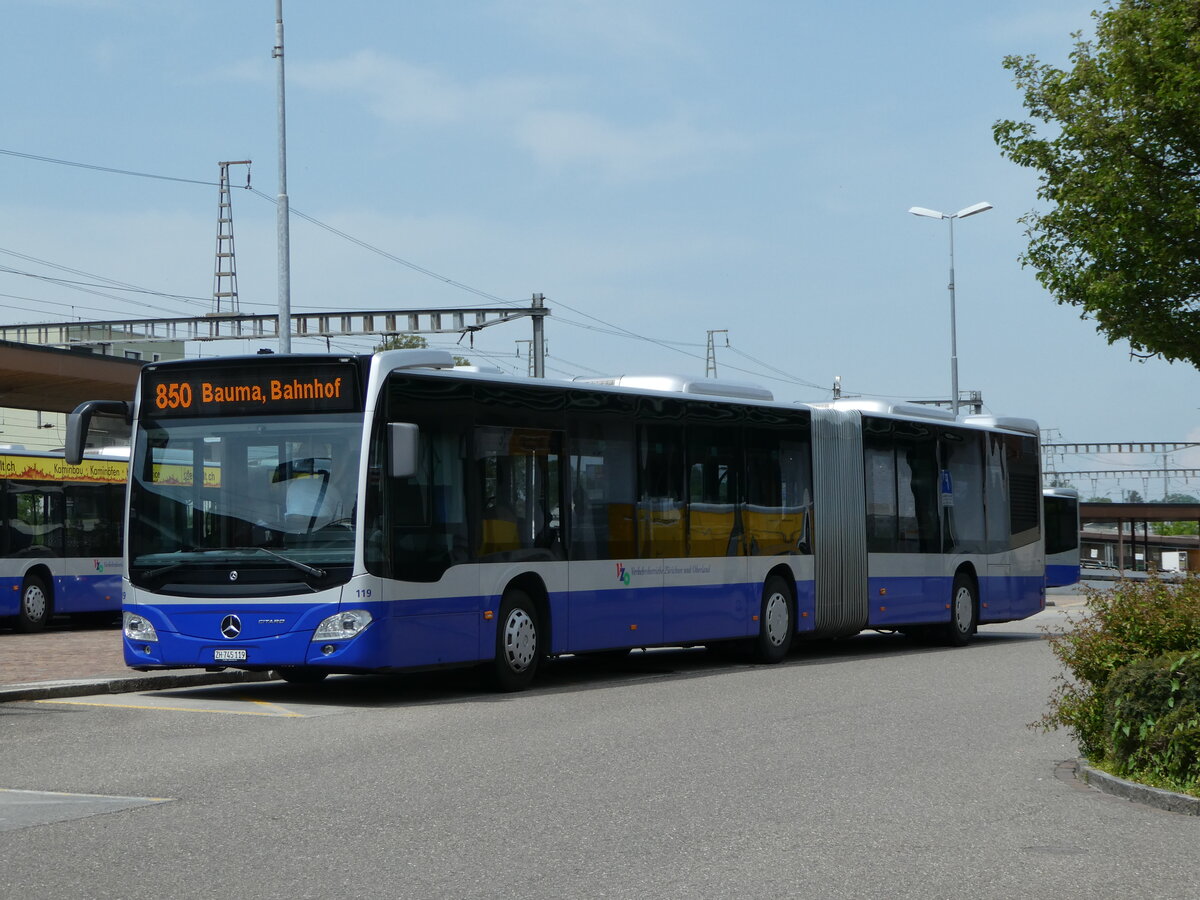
[274,0,292,353]
[909,202,990,418]
[948,216,958,416]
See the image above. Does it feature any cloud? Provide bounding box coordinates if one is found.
[514,109,748,180]
[290,49,747,182]
[291,50,551,127]
[492,0,697,59]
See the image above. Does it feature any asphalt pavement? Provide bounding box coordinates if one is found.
[0,586,1093,703]
[3,586,1196,819]
[0,618,270,703]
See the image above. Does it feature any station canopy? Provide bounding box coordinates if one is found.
[0,340,142,413]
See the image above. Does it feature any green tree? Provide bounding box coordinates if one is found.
[1156,493,1199,534]
[994,0,1200,367]
[1157,520,1199,535]
[375,332,470,366]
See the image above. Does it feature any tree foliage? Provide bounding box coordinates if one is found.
[994,0,1200,368]
[375,332,470,366]
[1155,492,1199,533]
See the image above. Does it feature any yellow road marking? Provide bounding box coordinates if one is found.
[33,698,305,718]
[243,698,305,717]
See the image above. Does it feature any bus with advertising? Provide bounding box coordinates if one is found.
[67,350,1046,689]
[0,448,126,632]
[1043,488,1081,587]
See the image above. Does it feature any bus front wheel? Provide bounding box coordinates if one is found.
[15,573,51,633]
[487,588,541,692]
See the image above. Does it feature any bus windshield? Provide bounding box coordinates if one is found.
[128,412,363,588]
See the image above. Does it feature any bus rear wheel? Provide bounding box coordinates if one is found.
[15,574,51,633]
[487,588,541,692]
[752,575,794,663]
[938,573,978,647]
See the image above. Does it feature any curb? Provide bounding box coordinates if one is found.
[0,669,275,704]
[1075,759,1200,816]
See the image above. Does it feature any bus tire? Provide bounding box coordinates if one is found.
[274,667,328,685]
[487,588,541,692]
[939,572,978,647]
[15,573,51,633]
[753,575,794,663]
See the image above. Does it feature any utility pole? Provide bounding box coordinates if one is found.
[213,161,250,316]
[273,0,291,353]
[531,293,546,378]
[705,329,728,377]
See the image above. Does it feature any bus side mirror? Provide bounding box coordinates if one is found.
[66,399,132,465]
[387,423,419,478]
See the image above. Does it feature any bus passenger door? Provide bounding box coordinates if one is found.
[565,421,663,651]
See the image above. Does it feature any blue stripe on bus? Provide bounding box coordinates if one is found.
[131,570,1045,671]
[865,574,1046,627]
[0,580,17,617]
[1045,564,1081,588]
[127,598,488,670]
[0,573,121,617]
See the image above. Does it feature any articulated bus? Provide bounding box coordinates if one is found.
[67,350,1046,689]
[0,448,126,631]
[1043,488,1081,587]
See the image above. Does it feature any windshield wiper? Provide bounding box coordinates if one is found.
[144,561,187,581]
[140,547,326,580]
[228,546,327,579]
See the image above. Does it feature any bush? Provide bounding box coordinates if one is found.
[1101,651,1200,789]
[1040,575,1200,779]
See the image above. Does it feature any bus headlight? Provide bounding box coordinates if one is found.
[313,609,373,641]
[123,612,159,642]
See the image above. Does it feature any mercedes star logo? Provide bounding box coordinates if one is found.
[229,570,239,582]
[220,614,242,639]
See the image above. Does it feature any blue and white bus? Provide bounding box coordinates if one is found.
[0,448,126,632]
[67,350,1046,689]
[1043,488,1081,587]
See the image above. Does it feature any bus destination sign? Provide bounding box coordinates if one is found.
[142,364,361,417]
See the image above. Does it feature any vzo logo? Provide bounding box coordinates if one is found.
[616,563,632,586]
[93,559,104,573]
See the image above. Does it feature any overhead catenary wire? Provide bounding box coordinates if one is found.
[0,148,225,187]
[4,146,910,394]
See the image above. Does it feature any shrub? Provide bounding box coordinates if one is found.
[1039,574,1200,764]
[1101,651,1200,789]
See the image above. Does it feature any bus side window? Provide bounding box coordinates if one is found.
[474,426,562,561]
[744,428,812,557]
[638,425,685,559]
[366,423,469,582]
[567,418,635,561]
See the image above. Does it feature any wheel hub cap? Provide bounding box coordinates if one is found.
[954,587,973,631]
[24,586,46,620]
[503,610,536,671]
[764,592,789,646]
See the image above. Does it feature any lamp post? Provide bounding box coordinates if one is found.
[908,201,992,415]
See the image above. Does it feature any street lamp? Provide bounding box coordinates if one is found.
[908,201,992,415]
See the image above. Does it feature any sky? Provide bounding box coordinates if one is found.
[3,0,1199,498]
